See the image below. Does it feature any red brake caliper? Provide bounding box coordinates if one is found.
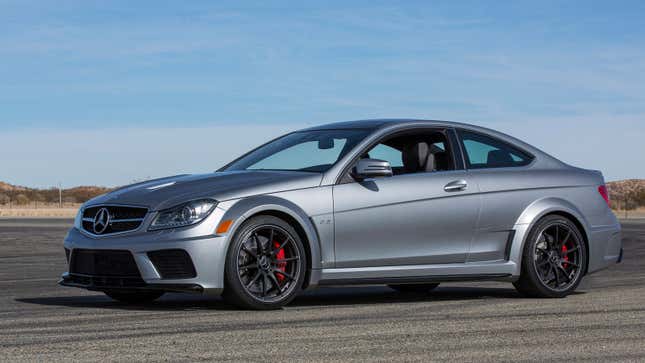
[274,241,286,282]
[561,244,569,268]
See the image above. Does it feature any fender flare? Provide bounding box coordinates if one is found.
[508,197,590,276]
[218,195,323,286]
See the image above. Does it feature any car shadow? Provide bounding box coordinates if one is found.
[14,285,567,312]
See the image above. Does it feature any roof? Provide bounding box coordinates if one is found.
[301,118,566,169]
[302,118,470,131]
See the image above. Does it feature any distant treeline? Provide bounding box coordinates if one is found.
[607,179,645,211]
[0,183,112,206]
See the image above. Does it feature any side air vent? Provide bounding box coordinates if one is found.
[147,249,197,279]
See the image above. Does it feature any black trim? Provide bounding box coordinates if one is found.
[617,248,623,263]
[504,230,516,261]
[318,273,511,286]
[446,128,466,170]
[59,274,203,294]
[70,249,140,277]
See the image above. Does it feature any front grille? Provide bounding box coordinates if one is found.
[81,205,148,235]
[147,249,197,279]
[70,249,141,277]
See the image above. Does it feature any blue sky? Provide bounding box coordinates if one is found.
[1,1,644,187]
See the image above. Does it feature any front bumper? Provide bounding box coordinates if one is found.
[61,208,230,295]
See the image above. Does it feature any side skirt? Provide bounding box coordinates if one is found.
[319,273,511,286]
[318,260,518,286]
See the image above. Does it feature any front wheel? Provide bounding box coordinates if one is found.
[223,215,306,310]
[513,215,587,298]
[104,290,164,304]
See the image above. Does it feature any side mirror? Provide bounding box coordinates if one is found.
[353,158,393,180]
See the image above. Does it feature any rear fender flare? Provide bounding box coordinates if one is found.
[509,197,590,276]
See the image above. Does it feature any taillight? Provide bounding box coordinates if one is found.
[598,185,611,208]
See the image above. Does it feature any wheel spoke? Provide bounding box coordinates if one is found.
[246,271,262,289]
[253,233,264,254]
[554,225,560,247]
[557,265,571,282]
[561,260,579,268]
[561,230,572,248]
[552,265,560,287]
[268,272,283,293]
[536,259,550,267]
[274,270,295,281]
[260,273,269,296]
[239,262,258,269]
[565,246,579,254]
[272,237,291,256]
[241,245,257,258]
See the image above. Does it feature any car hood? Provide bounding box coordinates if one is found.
[85,171,323,211]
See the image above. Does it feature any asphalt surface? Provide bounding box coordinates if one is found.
[0,218,644,362]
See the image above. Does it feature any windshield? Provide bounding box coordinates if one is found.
[223,129,371,173]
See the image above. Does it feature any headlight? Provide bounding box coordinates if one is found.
[149,199,216,231]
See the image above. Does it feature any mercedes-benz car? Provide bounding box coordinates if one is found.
[60,119,622,309]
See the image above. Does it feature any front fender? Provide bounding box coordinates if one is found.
[508,197,590,276]
[217,195,323,286]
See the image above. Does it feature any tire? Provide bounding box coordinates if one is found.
[513,215,587,298]
[222,215,306,310]
[104,290,164,304]
[388,283,440,293]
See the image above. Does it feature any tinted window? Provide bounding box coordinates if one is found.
[367,144,404,168]
[459,130,533,169]
[362,130,454,176]
[223,129,370,173]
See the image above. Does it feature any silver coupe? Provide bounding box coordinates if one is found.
[60,119,622,309]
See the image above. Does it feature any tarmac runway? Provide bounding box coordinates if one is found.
[0,218,643,362]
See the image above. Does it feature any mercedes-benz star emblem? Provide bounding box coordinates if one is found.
[93,208,111,234]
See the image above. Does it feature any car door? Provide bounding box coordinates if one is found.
[332,128,480,268]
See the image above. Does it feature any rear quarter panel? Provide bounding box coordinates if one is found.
[469,167,620,273]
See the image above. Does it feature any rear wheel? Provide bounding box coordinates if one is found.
[388,283,440,293]
[513,215,587,298]
[223,216,306,310]
[104,290,164,304]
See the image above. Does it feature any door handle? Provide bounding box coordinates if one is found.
[444,180,468,192]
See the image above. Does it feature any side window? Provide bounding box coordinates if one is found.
[459,130,533,169]
[367,144,403,168]
[360,130,455,177]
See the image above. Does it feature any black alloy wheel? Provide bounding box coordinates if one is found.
[223,215,306,309]
[514,215,587,298]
